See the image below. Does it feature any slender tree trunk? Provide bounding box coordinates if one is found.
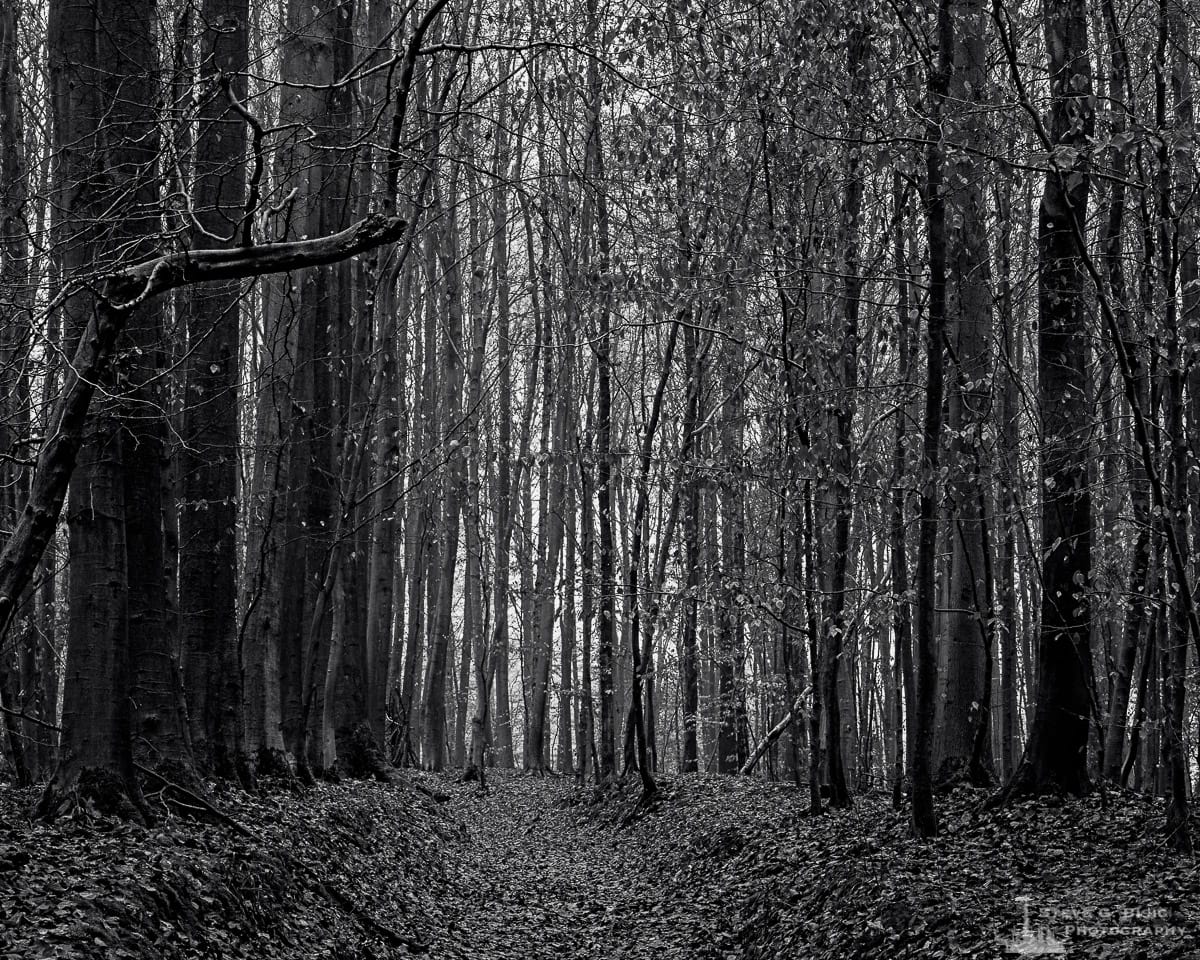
[911,0,952,837]
[421,180,466,771]
[890,177,915,805]
[586,0,617,783]
[820,21,869,810]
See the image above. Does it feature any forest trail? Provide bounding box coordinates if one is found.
[3,771,1197,959]
[427,773,716,960]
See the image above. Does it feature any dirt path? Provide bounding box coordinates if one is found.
[422,772,718,960]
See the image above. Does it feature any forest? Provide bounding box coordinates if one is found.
[1,0,1199,954]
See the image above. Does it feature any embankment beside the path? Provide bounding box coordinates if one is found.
[606,776,1198,960]
[0,776,460,959]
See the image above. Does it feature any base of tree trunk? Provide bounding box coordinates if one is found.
[935,755,996,791]
[337,723,393,782]
[989,756,1091,808]
[35,764,148,823]
[245,745,295,791]
[1165,796,1192,853]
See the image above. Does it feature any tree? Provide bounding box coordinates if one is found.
[936,0,995,789]
[997,0,1095,798]
[180,0,250,783]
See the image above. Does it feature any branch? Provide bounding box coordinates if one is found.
[0,214,406,646]
[109,213,406,299]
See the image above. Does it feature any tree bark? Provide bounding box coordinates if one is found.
[999,0,1094,799]
[936,0,995,788]
[180,0,249,782]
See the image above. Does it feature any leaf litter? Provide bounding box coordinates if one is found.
[2,771,1197,959]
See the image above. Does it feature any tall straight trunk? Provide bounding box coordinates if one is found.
[526,455,564,773]
[820,22,869,809]
[1179,15,1200,630]
[527,308,567,772]
[363,272,402,750]
[518,402,536,750]
[586,0,617,782]
[421,181,466,771]
[717,317,747,774]
[622,319,681,793]
[1002,0,1094,799]
[1154,2,1191,851]
[804,481,822,812]
[1169,0,1199,808]
[44,0,191,810]
[267,0,350,768]
[995,168,1022,781]
[240,287,296,776]
[911,0,952,838]
[180,0,249,781]
[1096,0,1149,784]
[577,404,599,783]
[890,178,915,804]
[0,0,33,783]
[399,147,441,765]
[936,0,995,787]
[487,110,516,769]
[680,319,703,773]
[327,220,379,772]
[358,0,404,757]
[467,406,493,781]
[456,157,487,771]
[559,450,578,776]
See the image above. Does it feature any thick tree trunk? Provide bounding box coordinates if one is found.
[0,0,34,784]
[43,0,189,813]
[936,0,995,788]
[180,0,249,781]
[1001,0,1094,799]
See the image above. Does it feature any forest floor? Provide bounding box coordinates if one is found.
[2,769,1198,959]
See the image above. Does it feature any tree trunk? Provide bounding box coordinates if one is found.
[42,0,189,814]
[1001,0,1094,799]
[421,183,466,772]
[936,0,995,788]
[890,179,915,805]
[586,0,617,783]
[180,0,249,782]
[911,0,952,837]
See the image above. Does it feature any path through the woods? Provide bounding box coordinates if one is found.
[423,772,726,960]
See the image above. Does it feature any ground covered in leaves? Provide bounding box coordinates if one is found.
[2,770,1196,958]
